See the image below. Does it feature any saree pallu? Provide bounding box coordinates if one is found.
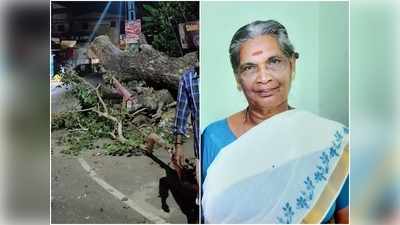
[202,110,349,224]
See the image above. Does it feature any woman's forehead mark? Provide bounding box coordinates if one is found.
[251,50,263,56]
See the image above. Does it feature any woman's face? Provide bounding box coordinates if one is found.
[237,35,295,110]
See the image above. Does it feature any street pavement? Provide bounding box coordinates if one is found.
[51,129,196,223]
[51,82,197,223]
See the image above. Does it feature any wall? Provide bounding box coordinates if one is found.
[318,2,349,126]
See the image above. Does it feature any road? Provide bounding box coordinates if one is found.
[51,129,196,223]
[51,81,197,223]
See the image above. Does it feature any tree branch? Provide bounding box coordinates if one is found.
[95,85,109,114]
[52,107,95,115]
[91,109,127,143]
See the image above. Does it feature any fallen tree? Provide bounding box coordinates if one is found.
[89,35,197,95]
[53,34,197,156]
[52,69,179,156]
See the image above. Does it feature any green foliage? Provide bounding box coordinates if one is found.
[52,70,125,156]
[61,132,95,156]
[54,111,115,156]
[104,128,144,156]
[103,140,138,156]
[52,114,80,133]
[52,69,176,157]
[154,125,174,146]
[61,70,98,108]
[75,88,97,108]
[141,2,198,57]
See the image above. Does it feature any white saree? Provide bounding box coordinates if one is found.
[202,110,349,224]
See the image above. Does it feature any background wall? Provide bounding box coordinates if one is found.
[200,1,349,132]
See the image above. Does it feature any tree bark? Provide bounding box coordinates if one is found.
[89,35,197,95]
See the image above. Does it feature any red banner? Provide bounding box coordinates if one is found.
[178,21,199,50]
[125,19,141,43]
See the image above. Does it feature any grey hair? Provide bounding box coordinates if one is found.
[229,20,299,75]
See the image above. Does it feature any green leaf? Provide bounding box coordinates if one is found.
[142,16,153,22]
[143,4,158,16]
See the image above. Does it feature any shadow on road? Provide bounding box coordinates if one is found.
[146,153,198,224]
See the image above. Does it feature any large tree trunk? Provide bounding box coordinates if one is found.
[89,35,197,95]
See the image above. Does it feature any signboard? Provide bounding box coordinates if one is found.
[51,37,60,44]
[178,21,199,50]
[125,19,141,43]
[60,40,77,48]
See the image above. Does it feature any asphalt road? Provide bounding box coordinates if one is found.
[51,130,196,223]
[51,82,197,223]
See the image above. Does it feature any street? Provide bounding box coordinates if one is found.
[51,129,195,223]
[51,84,196,224]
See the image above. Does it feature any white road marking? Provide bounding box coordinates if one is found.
[77,158,168,224]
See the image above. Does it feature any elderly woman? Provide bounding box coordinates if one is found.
[201,20,349,224]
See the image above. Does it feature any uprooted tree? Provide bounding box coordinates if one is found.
[89,35,197,95]
[52,34,197,157]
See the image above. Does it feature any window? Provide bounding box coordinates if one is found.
[57,25,65,32]
[81,22,89,30]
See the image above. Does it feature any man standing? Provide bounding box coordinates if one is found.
[172,64,199,175]
[159,61,199,224]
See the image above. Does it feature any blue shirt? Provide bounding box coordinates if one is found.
[201,118,349,223]
[173,67,199,157]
